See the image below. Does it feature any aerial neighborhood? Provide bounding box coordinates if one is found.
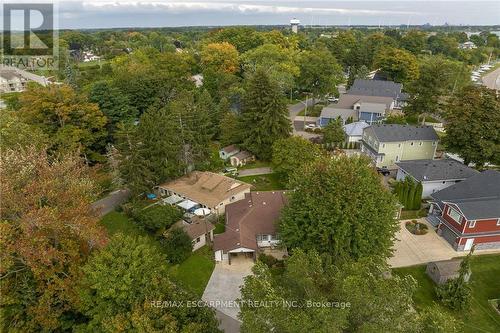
[1,4,500,333]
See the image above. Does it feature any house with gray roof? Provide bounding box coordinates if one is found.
[428,170,500,251]
[361,124,439,169]
[396,159,478,198]
[343,121,369,143]
[347,79,409,108]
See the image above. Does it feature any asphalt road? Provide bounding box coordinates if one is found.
[91,189,131,217]
[238,167,273,177]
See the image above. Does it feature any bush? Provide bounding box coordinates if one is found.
[436,278,471,310]
[405,220,428,235]
[162,227,193,264]
[132,204,182,233]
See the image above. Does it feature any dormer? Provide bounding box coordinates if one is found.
[353,101,362,110]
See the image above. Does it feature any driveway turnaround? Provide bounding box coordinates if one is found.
[389,218,500,267]
[202,257,253,321]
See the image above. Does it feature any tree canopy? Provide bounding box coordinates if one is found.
[279,155,399,261]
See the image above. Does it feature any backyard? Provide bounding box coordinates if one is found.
[100,211,215,298]
[393,254,500,332]
[238,173,286,191]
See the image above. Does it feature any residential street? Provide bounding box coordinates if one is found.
[91,189,131,217]
[482,66,500,91]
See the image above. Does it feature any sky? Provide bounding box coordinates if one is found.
[5,1,500,29]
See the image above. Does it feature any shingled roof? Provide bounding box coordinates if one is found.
[368,124,439,142]
[214,191,287,252]
[430,170,500,220]
[396,159,478,182]
[347,79,408,100]
[159,171,252,208]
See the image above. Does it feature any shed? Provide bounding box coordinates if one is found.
[426,259,470,285]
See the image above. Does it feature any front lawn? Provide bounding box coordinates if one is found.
[297,105,323,117]
[169,246,215,297]
[393,254,500,332]
[399,208,428,220]
[238,173,286,191]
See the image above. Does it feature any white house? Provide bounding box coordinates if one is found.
[396,159,478,198]
[343,121,369,143]
[219,145,240,160]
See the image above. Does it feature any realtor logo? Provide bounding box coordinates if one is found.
[2,2,58,69]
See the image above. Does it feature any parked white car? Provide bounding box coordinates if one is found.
[304,124,319,130]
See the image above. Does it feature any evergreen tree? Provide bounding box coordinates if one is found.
[414,182,423,210]
[219,111,240,146]
[407,180,416,210]
[240,68,291,160]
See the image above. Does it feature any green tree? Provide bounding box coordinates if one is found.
[240,43,299,93]
[239,250,458,333]
[271,136,322,183]
[0,147,107,332]
[279,155,399,261]
[297,48,342,102]
[322,118,345,146]
[406,55,469,116]
[401,30,427,54]
[209,27,264,53]
[201,42,239,74]
[132,204,182,233]
[0,110,48,150]
[116,108,183,195]
[77,234,219,332]
[88,80,138,138]
[407,180,416,210]
[219,111,240,146]
[374,47,419,84]
[162,227,193,264]
[17,84,107,162]
[240,68,291,160]
[436,248,474,310]
[442,86,500,167]
[414,182,423,210]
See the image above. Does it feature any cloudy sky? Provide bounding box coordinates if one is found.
[9,1,500,29]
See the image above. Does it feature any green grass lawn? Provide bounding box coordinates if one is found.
[399,208,428,220]
[168,246,215,297]
[238,173,286,191]
[214,222,225,234]
[297,105,323,117]
[393,254,500,332]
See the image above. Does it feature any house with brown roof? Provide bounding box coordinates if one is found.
[214,191,287,264]
[173,217,215,251]
[158,171,252,215]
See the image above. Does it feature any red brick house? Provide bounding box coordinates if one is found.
[428,170,500,251]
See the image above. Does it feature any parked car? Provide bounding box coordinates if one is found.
[304,124,319,130]
[376,167,391,176]
[223,167,238,176]
[327,96,339,103]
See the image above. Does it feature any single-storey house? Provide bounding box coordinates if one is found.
[173,217,215,251]
[343,121,369,143]
[396,159,478,198]
[428,170,500,251]
[219,145,240,160]
[426,259,470,285]
[214,191,287,264]
[230,150,255,167]
[158,171,252,215]
[360,124,439,169]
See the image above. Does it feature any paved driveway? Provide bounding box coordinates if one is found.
[202,256,253,322]
[389,218,460,268]
[389,218,500,267]
[238,167,273,177]
[91,189,131,217]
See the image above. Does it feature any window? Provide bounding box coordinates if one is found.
[410,142,414,146]
[447,207,462,224]
[395,155,399,162]
[382,144,385,148]
[398,143,401,147]
[196,237,200,243]
[419,142,423,146]
[469,220,476,228]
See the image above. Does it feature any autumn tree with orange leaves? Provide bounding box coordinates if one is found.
[0,147,107,331]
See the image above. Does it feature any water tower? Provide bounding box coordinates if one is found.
[290,18,300,33]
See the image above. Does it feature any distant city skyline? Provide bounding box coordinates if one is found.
[5,1,500,30]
